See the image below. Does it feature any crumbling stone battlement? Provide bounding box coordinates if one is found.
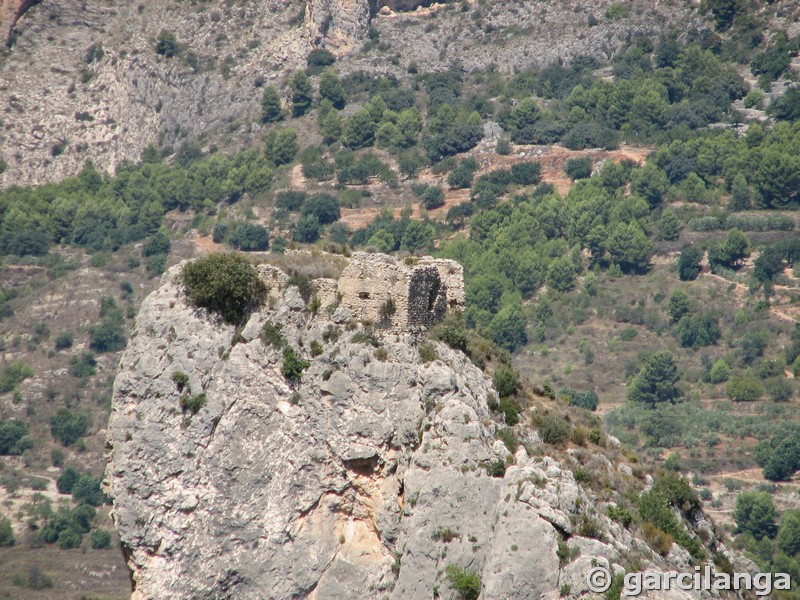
[334,253,464,330]
[262,252,464,331]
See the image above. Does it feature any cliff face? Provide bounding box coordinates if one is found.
[0,0,309,187]
[0,0,700,189]
[106,255,746,599]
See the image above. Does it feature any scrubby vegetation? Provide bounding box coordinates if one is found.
[181,253,267,324]
[1,4,800,593]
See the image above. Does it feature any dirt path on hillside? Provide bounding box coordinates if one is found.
[700,272,800,324]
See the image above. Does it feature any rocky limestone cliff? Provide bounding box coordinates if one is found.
[106,255,749,599]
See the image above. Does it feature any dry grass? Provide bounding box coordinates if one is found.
[261,249,349,280]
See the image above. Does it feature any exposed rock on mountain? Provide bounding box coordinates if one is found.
[106,253,747,599]
[306,0,370,52]
[0,0,698,189]
[0,0,40,44]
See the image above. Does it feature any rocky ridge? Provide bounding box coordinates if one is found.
[106,254,749,599]
[1,0,700,188]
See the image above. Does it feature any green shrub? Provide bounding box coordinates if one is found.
[419,341,438,363]
[570,390,598,411]
[564,156,592,180]
[261,322,287,348]
[282,347,310,381]
[726,375,763,402]
[14,566,52,589]
[57,467,80,494]
[90,529,112,549]
[89,319,126,352]
[54,331,74,350]
[68,351,97,378]
[496,428,519,453]
[155,30,179,57]
[0,419,29,455]
[228,223,270,251]
[72,475,104,506]
[437,324,468,353]
[418,185,445,210]
[498,397,521,426]
[323,325,341,343]
[0,516,14,547]
[265,128,299,166]
[766,377,793,402]
[493,365,519,398]
[51,408,92,446]
[444,564,481,600]
[171,371,189,392]
[180,393,207,414]
[432,526,460,543]
[146,253,167,276]
[678,246,702,281]
[310,340,323,357]
[306,48,335,72]
[58,527,82,549]
[607,504,633,528]
[510,161,542,185]
[708,359,731,384]
[734,491,776,540]
[260,85,283,123]
[181,253,267,325]
[276,190,307,212]
[292,214,321,244]
[538,414,570,444]
[0,360,34,393]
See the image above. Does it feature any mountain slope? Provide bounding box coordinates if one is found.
[106,255,749,599]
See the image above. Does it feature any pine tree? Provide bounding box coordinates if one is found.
[658,208,680,241]
[318,70,346,109]
[627,351,681,406]
[729,172,750,211]
[260,85,283,123]
[290,71,313,117]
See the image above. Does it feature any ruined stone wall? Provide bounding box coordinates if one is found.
[406,265,446,328]
[263,252,464,331]
[312,278,339,309]
[256,264,289,303]
[335,253,462,331]
[336,253,410,328]
[418,258,465,312]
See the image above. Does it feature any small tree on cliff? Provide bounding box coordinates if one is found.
[181,253,267,325]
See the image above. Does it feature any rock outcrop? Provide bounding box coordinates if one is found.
[106,254,747,599]
[0,0,40,45]
[306,0,370,52]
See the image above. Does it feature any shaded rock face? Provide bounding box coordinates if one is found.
[106,257,742,599]
[0,0,40,44]
[306,0,370,52]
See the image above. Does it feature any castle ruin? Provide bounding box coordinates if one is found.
[335,253,464,330]
[263,251,465,331]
